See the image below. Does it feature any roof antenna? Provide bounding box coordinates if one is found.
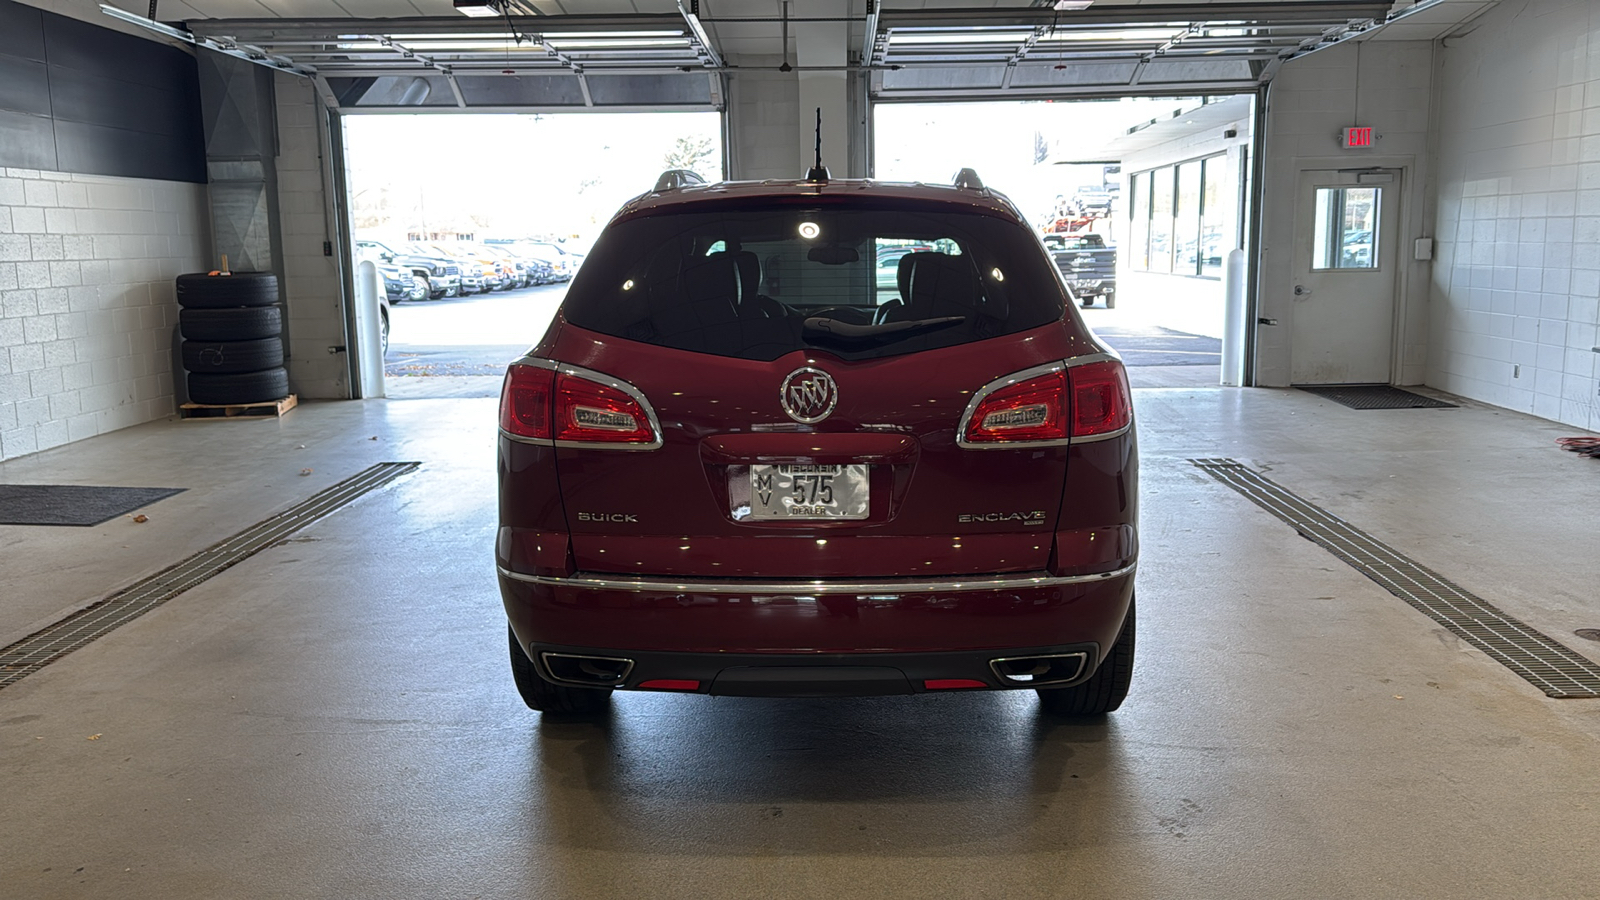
[805,107,830,183]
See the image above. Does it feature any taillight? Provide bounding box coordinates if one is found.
[500,364,554,439]
[555,373,656,444]
[963,370,1069,444]
[499,363,659,446]
[1067,359,1132,437]
[961,359,1131,446]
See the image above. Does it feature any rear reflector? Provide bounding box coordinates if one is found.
[639,679,701,691]
[923,678,988,690]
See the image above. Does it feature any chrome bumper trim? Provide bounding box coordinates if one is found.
[497,563,1135,595]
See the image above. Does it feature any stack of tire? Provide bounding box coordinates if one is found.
[177,272,291,406]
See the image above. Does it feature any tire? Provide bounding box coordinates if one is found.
[179,306,281,341]
[509,626,612,714]
[1081,296,1094,309]
[1037,598,1134,716]
[187,367,290,405]
[176,272,279,309]
[380,309,390,358]
[182,337,283,373]
[415,274,435,300]
[1105,294,1116,310]
[407,279,427,303]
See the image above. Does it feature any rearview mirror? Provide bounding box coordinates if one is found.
[807,245,860,265]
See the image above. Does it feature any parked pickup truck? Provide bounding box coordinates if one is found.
[1043,232,1117,309]
[355,239,461,300]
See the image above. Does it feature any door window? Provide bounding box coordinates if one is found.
[1311,186,1381,270]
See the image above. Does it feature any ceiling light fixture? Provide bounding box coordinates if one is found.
[453,0,501,17]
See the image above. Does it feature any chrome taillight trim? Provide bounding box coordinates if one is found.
[1063,351,1135,445]
[497,562,1136,595]
[501,356,664,451]
[955,360,1070,450]
[955,352,1133,449]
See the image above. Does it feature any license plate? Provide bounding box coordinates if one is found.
[733,464,870,521]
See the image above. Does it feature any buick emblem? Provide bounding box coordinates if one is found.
[780,367,838,424]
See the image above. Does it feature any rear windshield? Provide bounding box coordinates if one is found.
[560,208,1067,361]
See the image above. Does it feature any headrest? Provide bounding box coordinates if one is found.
[901,252,983,319]
[677,252,741,307]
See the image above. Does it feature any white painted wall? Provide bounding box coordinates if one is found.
[0,168,209,461]
[274,73,351,401]
[1429,0,1600,431]
[1256,40,1436,387]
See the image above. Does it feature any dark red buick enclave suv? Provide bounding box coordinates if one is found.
[497,169,1137,715]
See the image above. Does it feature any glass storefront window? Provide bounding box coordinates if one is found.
[1129,172,1149,270]
[1148,166,1174,274]
[1175,162,1201,275]
[1200,155,1229,277]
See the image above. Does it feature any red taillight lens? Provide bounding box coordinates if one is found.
[500,364,658,446]
[555,373,656,444]
[499,364,554,439]
[964,370,1069,444]
[1067,359,1132,437]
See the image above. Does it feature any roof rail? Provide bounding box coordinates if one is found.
[654,168,708,192]
[952,168,985,190]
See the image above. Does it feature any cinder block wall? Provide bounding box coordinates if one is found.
[0,169,208,461]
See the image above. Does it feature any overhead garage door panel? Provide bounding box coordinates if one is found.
[584,74,712,107]
[456,75,588,108]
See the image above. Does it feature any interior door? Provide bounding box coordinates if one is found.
[1290,169,1400,384]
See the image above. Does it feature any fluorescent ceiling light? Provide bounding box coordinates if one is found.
[453,0,500,17]
[549,31,684,38]
[887,32,1033,45]
[1039,28,1184,42]
[1054,1,1094,9]
[545,39,688,48]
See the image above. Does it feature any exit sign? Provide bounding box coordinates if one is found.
[1342,126,1375,148]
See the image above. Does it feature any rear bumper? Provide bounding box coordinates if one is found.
[499,565,1134,666]
[517,641,1106,696]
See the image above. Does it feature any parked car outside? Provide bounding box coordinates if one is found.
[417,243,489,294]
[377,262,419,303]
[474,243,532,289]
[1043,232,1118,309]
[497,170,1138,716]
[355,239,460,300]
[490,238,582,281]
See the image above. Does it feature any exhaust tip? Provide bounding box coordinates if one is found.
[989,652,1088,687]
[540,652,635,687]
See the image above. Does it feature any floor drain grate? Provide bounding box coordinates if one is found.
[1192,458,1600,699]
[0,462,420,690]
[1297,384,1457,410]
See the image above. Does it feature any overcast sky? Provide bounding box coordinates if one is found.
[343,98,1183,243]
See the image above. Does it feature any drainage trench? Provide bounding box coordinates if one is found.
[0,462,420,690]
[1192,458,1600,699]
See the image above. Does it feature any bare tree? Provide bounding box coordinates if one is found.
[662,135,717,178]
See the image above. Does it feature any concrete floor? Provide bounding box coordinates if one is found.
[3,384,1599,898]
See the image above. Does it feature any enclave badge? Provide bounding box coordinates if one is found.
[780,367,838,424]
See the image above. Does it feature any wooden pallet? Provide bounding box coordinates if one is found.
[179,393,298,419]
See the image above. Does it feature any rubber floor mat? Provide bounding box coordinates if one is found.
[1298,384,1457,409]
[0,485,186,526]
